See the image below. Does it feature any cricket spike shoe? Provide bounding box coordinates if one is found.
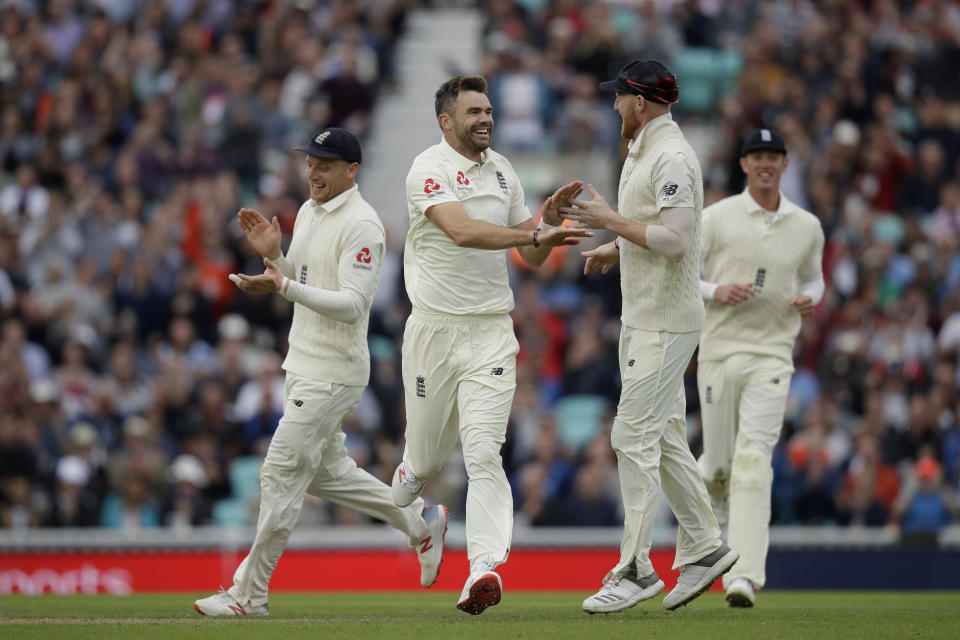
[417,504,448,587]
[392,461,425,507]
[194,589,268,617]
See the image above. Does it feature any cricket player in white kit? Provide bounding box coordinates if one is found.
[558,60,738,614]
[698,128,825,607]
[391,75,591,615]
[194,128,448,617]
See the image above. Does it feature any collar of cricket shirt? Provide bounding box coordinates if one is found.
[741,187,799,221]
[316,184,358,214]
[438,136,488,171]
[628,111,677,157]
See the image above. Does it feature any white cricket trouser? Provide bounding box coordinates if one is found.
[611,327,721,578]
[401,310,517,567]
[697,353,792,589]
[229,372,427,607]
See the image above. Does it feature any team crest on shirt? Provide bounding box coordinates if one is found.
[455,170,473,193]
[495,170,509,195]
[424,178,445,198]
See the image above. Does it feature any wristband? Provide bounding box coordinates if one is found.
[532,228,541,248]
[280,277,291,296]
[537,217,560,230]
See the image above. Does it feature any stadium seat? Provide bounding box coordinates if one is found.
[672,48,743,113]
[229,456,263,501]
[555,394,609,451]
[212,498,252,527]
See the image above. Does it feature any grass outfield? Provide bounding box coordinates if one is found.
[1,591,959,639]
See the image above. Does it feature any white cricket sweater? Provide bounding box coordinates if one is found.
[281,186,384,386]
[618,113,705,333]
[699,189,824,366]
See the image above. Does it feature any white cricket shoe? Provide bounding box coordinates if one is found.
[725,577,755,607]
[663,544,739,610]
[417,504,448,587]
[582,568,664,614]
[457,563,502,615]
[194,590,268,616]
[392,461,425,507]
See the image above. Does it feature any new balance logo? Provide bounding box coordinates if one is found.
[293,399,303,407]
[228,604,247,615]
[300,264,308,284]
[419,535,433,554]
[771,378,780,384]
[491,367,504,376]
[706,386,712,404]
[416,376,426,398]
[627,359,635,367]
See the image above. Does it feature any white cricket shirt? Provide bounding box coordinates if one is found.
[699,189,824,365]
[404,137,531,315]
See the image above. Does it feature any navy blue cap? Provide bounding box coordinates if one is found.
[598,59,679,104]
[741,128,787,156]
[295,127,362,164]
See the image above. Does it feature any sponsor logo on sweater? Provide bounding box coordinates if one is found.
[424,178,444,198]
[660,183,678,202]
[455,170,473,193]
[354,247,373,271]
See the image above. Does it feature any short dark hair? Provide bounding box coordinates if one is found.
[435,75,488,118]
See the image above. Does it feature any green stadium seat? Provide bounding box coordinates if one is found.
[229,456,263,501]
[555,394,609,451]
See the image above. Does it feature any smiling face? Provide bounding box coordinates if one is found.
[305,155,358,203]
[740,149,789,192]
[441,90,493,160]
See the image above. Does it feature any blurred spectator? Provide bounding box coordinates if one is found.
[892,457,956,532]
[164,453,212,529]
[835,431,900,526]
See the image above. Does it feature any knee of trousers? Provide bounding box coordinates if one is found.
[462,441,506,481]
[729,449,773,491]
[259,456,304,494]
[610,418,657,466]
[699,455,730,497]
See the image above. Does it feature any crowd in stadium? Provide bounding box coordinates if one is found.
[1,0,959,535]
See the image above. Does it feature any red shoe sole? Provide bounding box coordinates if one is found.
[194,603,206,616]
[457,574,501,615]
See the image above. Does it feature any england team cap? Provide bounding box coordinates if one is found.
[295,127,362,164]
[598,59,679,104]
[741,128,787,156]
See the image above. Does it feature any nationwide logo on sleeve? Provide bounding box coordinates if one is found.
[353,247,373,271]
[660,183,679,202]
[424,178,444,198]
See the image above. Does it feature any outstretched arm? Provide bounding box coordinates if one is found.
[427,200,592,252]
[558,185,693,262]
